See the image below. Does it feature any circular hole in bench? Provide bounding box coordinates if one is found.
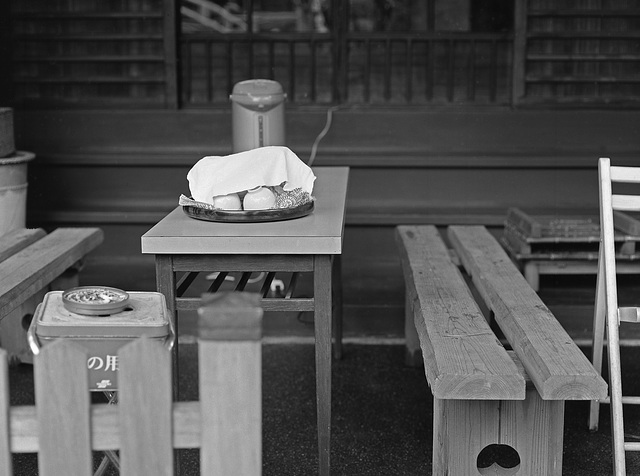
[477,444,521,475]
[21,313,33,332]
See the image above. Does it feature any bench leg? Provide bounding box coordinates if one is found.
[0,266,81,365]
[523,262,540,292]
[589,254,607,431]
[433,388,565,475]
[404,291,422,367]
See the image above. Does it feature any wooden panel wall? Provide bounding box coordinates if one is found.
[8,0,177,108]
[13,108,640,337]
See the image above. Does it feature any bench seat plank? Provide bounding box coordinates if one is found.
[0,229,47,264]
[396,225,525,400]
[0,228,104,318]
[448,225,607,401]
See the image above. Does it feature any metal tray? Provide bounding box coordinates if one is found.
[182,200,314,223]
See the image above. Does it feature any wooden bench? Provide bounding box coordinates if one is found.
[0,227,104,363]
[396,225,608,476]
[0,292,262,476]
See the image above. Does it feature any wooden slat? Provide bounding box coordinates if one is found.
[614,211,640,236]
[171,254,314,273]
[612,194,640,211]
[285,272,300,299]
[528,9,640,17]
[395,225,524,400]
[0,228,46,263]
[235,272,252,291]
[35,341,92,476]
[0,349,11,475]
[207,272,228,293]
[611,165,640,183]
[119,338,173,476]
[0,227,103,317]
[506,207,542,238]
[448,225,608,401]
[17,77,165,84]
[260,272,276,297]
[15,56,165,63]
[10,401,206,453]
[511,0,527,105]
[163,0,179,109]
[198,293,262,475]
[176,271,198,296]
[177,296,314,312]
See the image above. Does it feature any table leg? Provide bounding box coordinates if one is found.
[314,255,332,476]
[332,254,343,360]
[155,255,178,399]
[154,255,181,475]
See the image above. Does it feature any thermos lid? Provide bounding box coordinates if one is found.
[230,79,286,109]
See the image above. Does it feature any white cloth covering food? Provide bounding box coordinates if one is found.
[187,146,316,205]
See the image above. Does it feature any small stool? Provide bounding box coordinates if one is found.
[27,290,175,475]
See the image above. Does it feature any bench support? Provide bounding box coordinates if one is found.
[0,262,83,364]
[434,387,564,476]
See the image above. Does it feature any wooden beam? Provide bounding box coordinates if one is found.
[396,225,524,400]
[447,225,608,400]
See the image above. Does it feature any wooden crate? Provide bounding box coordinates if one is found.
[501,208,640,291]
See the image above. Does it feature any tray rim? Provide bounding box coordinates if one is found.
[182,199,314,223]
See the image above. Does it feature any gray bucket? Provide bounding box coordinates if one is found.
[0,151,35,235]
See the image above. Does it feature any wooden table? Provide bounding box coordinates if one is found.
[141,166,349,476]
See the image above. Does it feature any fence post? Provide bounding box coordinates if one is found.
[0,349,11,475]
[163,0,179,108]
[512,0,528,106]
[34,341,93,476]
[197,292,263,476]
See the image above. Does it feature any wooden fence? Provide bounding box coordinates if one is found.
[0,292,262,476]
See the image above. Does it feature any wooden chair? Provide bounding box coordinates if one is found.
[589,157,640,475]
[0,292,263,476]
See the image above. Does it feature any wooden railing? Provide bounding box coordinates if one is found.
[513,0,640,106]
[2,292,262,476]
[6,0,178,109]
[180,31,513,106]
[5,0,640,108]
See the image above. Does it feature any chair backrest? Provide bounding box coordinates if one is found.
[598,158,640,315]
[0,292,263,476]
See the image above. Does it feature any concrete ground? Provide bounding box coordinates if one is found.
[8,275,640,475]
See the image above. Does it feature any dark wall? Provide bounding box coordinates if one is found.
[13,107,640,337]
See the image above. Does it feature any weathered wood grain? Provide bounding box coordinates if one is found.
[448,225,608,400]
[0,227,104,318]
[198,292,262,476]
[0,349,11,475]
[119,337,173,476]
[396,225,524,400]
[34,340,92,476]
[0,228,46,263]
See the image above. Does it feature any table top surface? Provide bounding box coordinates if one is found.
[141,167,349,255]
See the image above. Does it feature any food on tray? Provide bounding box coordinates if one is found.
[243,186,276,210]
[275,187,313,209]
[212,192,242,210]
[181,146,317,219]
[63,287,128,305]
